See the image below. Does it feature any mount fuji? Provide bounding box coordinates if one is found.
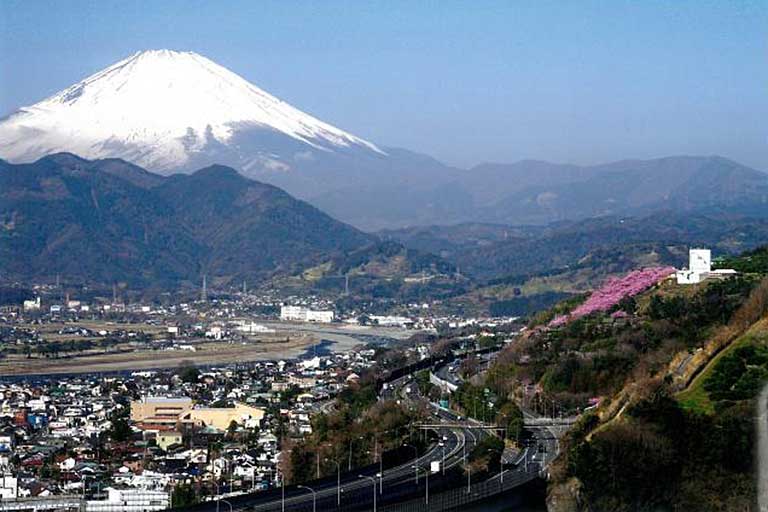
[0,50,460,228]
[0,50,385,169]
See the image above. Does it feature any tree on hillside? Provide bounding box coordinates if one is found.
[497,402,524,443]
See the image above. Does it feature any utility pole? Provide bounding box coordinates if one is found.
[201,274,208,302]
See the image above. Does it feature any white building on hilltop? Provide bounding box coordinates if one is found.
[676,248,737,285]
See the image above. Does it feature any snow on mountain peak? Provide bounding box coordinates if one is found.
[0,49,384,171]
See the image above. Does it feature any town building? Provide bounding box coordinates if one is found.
[22,297,41,312]
[179,403,264,431]
[130,397,194,431]
[156,431,183,451]
[0,475,18,499]
[237,321,274,334]
[280,306,334,323]
[85,488,169,512]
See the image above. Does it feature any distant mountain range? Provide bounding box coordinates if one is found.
[2,50,766,230]
[461,156,768,226]
[383,212,768,282]
[378,211,768,315]
[0,154,376,287]
[3,152,767,302]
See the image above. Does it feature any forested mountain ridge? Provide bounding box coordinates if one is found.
[0,154,373,287]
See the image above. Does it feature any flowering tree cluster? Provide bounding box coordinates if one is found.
[550,266,675,327]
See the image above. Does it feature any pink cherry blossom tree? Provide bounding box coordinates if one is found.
[549,266,675,327]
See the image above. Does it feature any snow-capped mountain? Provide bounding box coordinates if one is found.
[0,49,384,173]
[0,49,464,230]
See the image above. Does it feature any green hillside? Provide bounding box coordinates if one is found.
[476,245,768,510]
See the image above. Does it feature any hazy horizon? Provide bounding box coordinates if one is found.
[1,1,766,171]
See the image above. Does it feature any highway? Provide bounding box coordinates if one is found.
[182,381,473,511]
[179,353,552,512]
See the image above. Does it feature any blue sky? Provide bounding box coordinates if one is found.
[1,1,766,169]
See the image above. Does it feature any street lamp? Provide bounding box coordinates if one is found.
[466,464,471,495]
[348,435,364,471]
[365,449,383,495]
[359,475,377,512]
[325,458,341,506]
[213,480,232,512]
[297,485,317,512]
[378,454,383,494]
[440,442,446,475]
[403,443,418,460]
[500,455,509,485]
[411,466,429,505]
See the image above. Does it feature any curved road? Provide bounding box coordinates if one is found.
[184,357,549,512]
